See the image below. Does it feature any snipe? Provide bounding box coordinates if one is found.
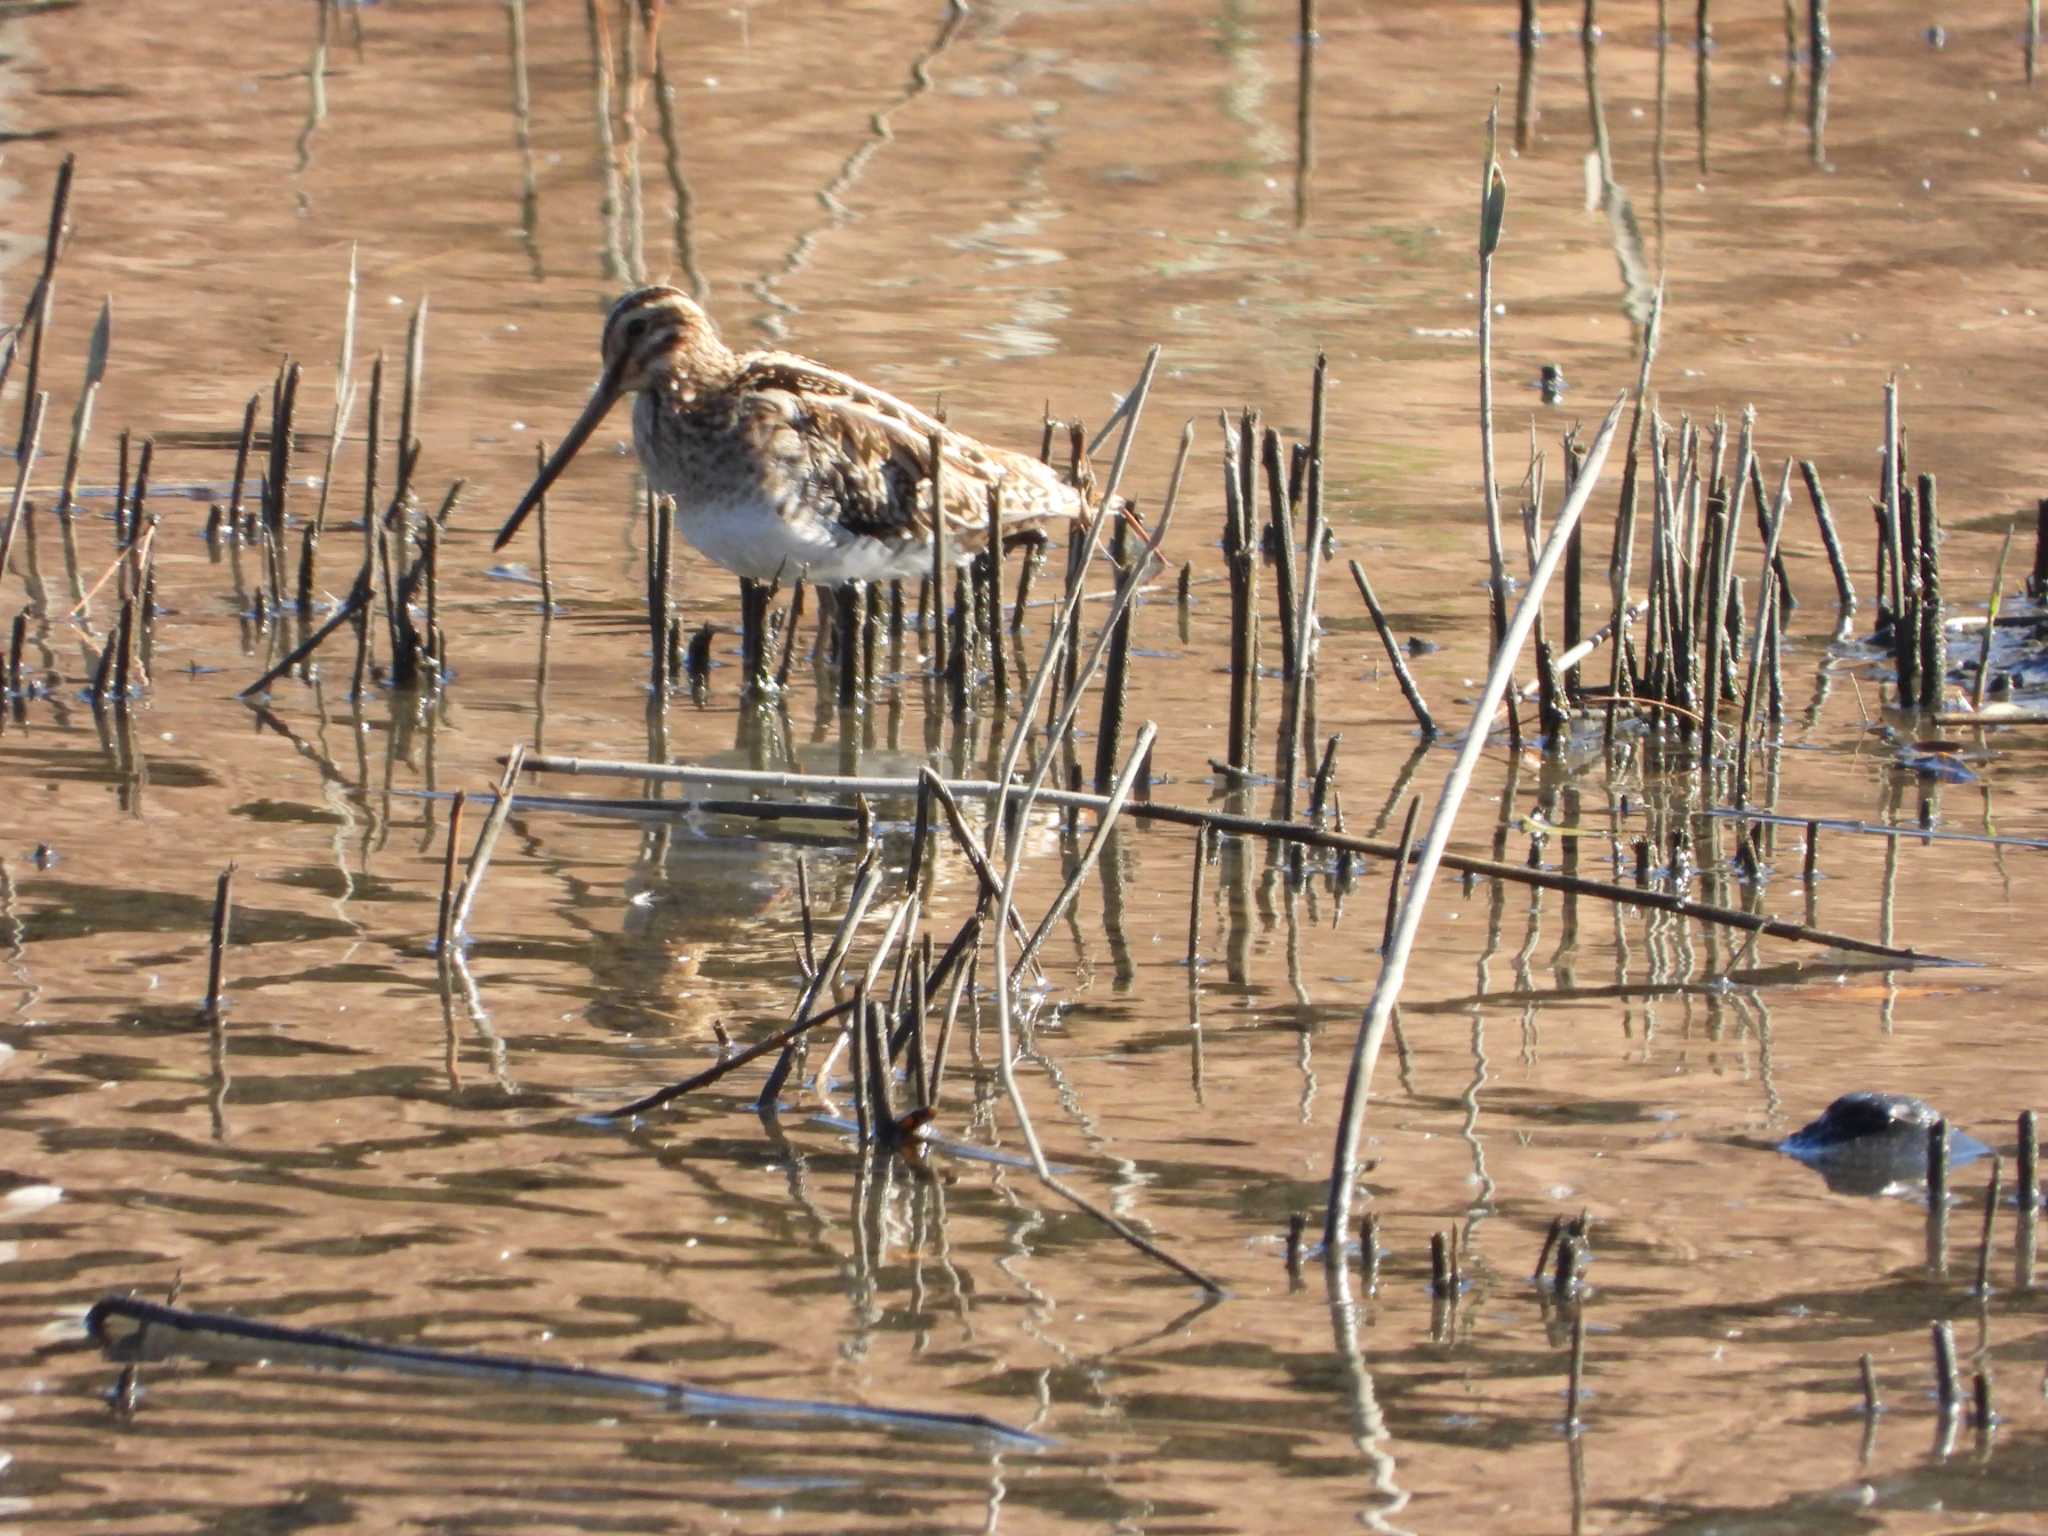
[493,286,1104,584]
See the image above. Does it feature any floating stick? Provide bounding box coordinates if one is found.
[85,1295,1043,1446]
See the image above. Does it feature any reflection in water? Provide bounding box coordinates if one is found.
[585,0,628,281]
[506,0,544,282]
[748,0,969,338]
[294,0,331,179]
[1809,0,1831,164]
[1693,0,1713,176]
[1325,1262,1412,1533]
[1294,0,1318,228]
[650,42,709,303]
[1580,14,1656,339]
[1515,0,1540,153]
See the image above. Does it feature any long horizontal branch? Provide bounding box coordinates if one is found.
[507,752,1958,965]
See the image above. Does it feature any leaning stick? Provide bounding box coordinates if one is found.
[1012,721,1158,978]
[1323,395,1625,1252]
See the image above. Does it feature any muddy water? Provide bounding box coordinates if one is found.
[2,1,2048,1531]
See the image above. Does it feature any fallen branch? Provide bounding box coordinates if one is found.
[87,1294,1044,1446]
[505,756,1954,965]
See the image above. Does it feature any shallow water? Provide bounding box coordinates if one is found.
[3,1,2048,1531]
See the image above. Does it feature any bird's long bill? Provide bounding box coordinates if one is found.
[490,360,627,552]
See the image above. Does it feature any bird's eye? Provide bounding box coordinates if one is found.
[623,316,649,345]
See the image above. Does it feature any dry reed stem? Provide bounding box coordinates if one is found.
[1322,393,1627,1252]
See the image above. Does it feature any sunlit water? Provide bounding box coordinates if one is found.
[2,1,2047,1531]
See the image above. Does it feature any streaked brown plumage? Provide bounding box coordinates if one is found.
[493,286,1104,584]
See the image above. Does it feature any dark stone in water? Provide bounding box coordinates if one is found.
[1779,1091,1990,1198]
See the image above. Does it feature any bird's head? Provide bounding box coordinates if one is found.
[492,286,734,552]
[599,285,733,399]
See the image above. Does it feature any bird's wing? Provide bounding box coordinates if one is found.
[736,351,1019,488]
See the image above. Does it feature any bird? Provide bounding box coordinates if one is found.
[492,285,1112,585]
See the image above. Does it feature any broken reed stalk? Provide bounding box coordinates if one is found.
[611,996,861,1119]
[449,746,529,940]
[1478,104,1510,648]
[1535,1214,1568,1280]
[1932,1320,1961,1418]
[1382,796,1420,950]
[534,439,555,613]
[922,771,1044,964]
[1290,355,1328,710]
[1092,514,1134,792]
[86,1293,1044,1446]
[761,858,884,1102]
[0,392,48,585]
[1350,559,1436,737]
[237,567,372,697]
[435,790,468,955]
[2020,1109,2039,1291]
[1187,825,1208,965]
[983,488,1007,709]
[1604,286,1663,745]
[1976,1153,2002,1295]
[204,864,235,1017]
[926,429,948,677]
[1013,722,1158,979]
[18,154,73,423]
[1928,1117,1951,1274]
[648,491,673,698]
[1322,392,1627,1254]
[812,895,917,1086]
[303,247,360,609]
[1264,429,1300,680]
[1917,473,1944,711]
[1882,377,1906,620]
[926,944,971,1109]
[1796,459,1855,611]
[1858,1353,1881,1416]
[1222,418,1257,773]
[1732,460,1793,807]
[1970,523,2016,711]
[511,753,1945,964]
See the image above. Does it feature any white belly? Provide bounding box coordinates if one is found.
[677,498,937,585]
